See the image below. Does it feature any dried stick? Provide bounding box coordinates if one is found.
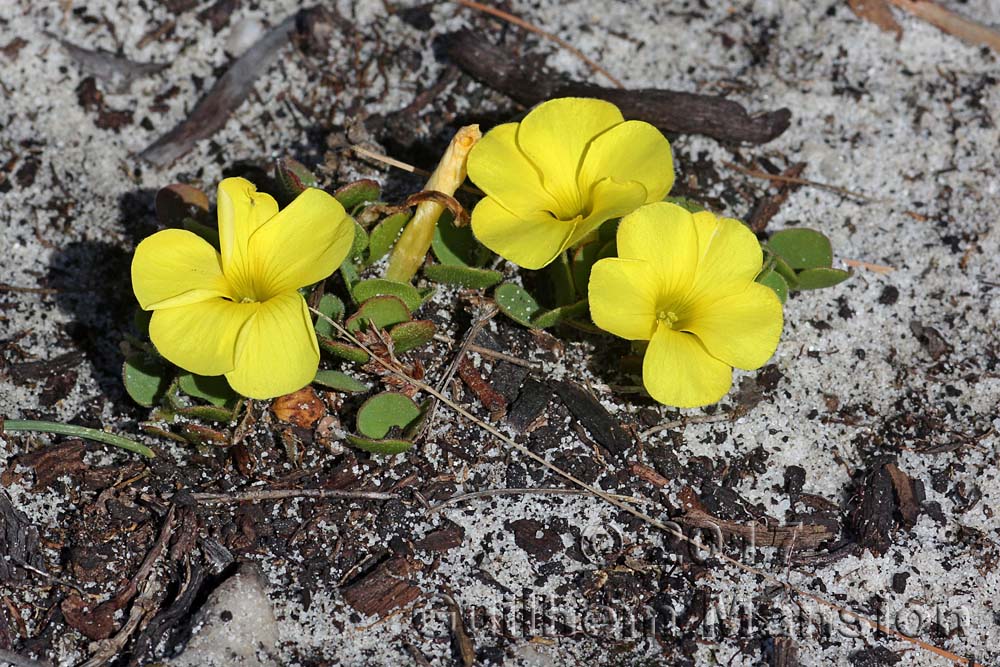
[443,30,791,144]
[189,488,397,503]
[887,0,1000,52]
[722,161,878,202]
[425,487,648,515]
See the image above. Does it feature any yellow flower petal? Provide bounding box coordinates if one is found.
[588,258,658,340]
[616,202,698,300]
[225,292,319,399]
[471,197,577,270]
[149,298,257,376]
[217,177,279,293]
[567,177,648,247]
[687,215,764,305]
[685,282,783,369]
[642,325,732,408]
[246,188,353,298]
[466,123,561,216]
[579,120,674,204]
[517,98,624,218]
[132,228,234,310]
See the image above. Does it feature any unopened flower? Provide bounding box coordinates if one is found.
[467,97,674,269]
[588,202,783,407]
[131,177,353,399]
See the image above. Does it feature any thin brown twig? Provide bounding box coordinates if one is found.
[311,306,985,667]
[432,333,540,369]
[0,283,58,295]
[842,258,895,274]
[886,0,1000,52]
[350,146,483,196]
[640,412,741,439]
[452,0,625,89]
[722,161,878,202]
[79,507,176,667]
[189,488,397,503]
[425,487,648,515]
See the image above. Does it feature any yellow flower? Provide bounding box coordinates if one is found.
[467,97,674,269]
[588,202,783,408]
[131,177,354,399]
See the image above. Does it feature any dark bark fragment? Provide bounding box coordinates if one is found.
[553,381,632,455]
[441,30,791,145]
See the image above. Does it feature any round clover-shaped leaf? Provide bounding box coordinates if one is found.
[356,392,422,439]
[123,353,172,407]
[346,295,412,333]
[768,229,833,270]
[795,267,851,290]
[177,372,239,407]
[334,179,381,213]
[389,320,436,354]
[353,279,424,311]
[756,268,789,304]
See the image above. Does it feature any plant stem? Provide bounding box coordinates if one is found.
[2,419,156,458]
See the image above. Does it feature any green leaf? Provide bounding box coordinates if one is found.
[176,405,236,422]
[423,263,502,289]
[182,217,220,248]
[155,184,209,227]
[767,229,833,270]
[664,196,706,213]
[345,434,414,455]
[794,267,851,290]
[314,293,346,338]
[389,320,436,354]
[356,392,422,439]
[494,282,545,327]
[334,179,381,212]
[349,219,369,260]
[756,268,789,304]
[346,295,412,333]
[353,279,423,311]
[340,260,360,291]
[531,299,589,329]
[274,157,318,204]
[313,369,368,393]
[123,354,171,407]
[367,211,410,265]
[177,373,238,407]
[318,336,370,363]
[431,212,490,267]
[770,254,800,289]
[494,283,585,329]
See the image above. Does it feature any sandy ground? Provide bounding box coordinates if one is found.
[1,0,999,665]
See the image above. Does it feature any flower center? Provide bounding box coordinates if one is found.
[656,309,680,328]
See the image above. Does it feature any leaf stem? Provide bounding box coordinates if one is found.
[1,419,156,458]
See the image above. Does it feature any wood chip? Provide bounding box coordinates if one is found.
[553,381,632,455]
[342,556,424,618]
